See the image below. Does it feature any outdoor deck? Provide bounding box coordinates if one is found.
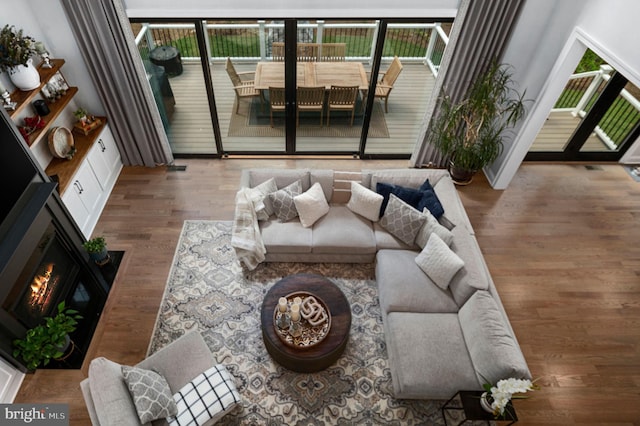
[159,62,610,156]
[162,61,435,155]
[530,110,610,152]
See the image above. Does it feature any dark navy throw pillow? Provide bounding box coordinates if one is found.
[376,179,445,218]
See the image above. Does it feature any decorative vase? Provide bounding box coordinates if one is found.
[9,58,41,91]
[480,391,494,414]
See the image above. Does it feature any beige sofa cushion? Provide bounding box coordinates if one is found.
[312,206,376,254]
[385,312,480,399]
[376,249,459,314]
[88,357,148,426]
[459,291,531,386]
[260,220,312,254]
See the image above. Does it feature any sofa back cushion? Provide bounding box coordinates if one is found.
[247,169,311,192]
[310,169,334,202]
[448,226,490,307]
[458,290,531,386]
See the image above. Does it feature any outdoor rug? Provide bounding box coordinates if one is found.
[228,96,390,138]
[148,220,454,425]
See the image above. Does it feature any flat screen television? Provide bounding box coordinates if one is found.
[0,110,40,230]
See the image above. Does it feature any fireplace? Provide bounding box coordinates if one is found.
[0,182,110,370]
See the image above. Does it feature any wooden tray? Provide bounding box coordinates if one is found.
[273,291,331,350]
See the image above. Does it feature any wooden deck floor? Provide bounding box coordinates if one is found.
[529,110,610,152]
[163,61,435,155]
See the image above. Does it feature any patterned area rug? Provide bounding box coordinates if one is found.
[148,220,447,425]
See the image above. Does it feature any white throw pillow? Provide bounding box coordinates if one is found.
[248,178,277,220]
[347,181,384,222]
[294,182,330,228]
[379,194,427,245]
[415,207,454,248]
[415,233,464,290]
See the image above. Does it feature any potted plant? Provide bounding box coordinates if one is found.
[73,107,88,124]
[0,25,40,90]
[429,61,528,185]
[12,301,82,371]
[83,236,110,265]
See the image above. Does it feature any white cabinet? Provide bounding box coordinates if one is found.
[87,125,121,191]
[60,124,123,238]
[62,160,103,236]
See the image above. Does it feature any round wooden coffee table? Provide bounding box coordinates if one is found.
[261,273,351,373]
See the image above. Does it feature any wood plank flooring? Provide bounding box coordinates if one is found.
[14,160,640,425]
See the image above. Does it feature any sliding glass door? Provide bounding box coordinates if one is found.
[130,18,448,157]
[132,21,219,155]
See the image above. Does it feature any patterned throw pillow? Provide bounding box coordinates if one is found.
[415,207,454,248]
[267,180,302,222]
[379,194,427,245]
[415,233,465,290]
[121,365,177,424]
[168,364,241,426]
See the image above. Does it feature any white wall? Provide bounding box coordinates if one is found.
[488,0,640,188]
[124,0,459,18]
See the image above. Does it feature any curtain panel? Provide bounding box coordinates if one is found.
[60,0,174,167]
[410,0,525,168]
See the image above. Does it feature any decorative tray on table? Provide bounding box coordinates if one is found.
[273,291,331,349]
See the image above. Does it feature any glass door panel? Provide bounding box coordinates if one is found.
[131,21,218,155]
[294,20,372,154]
[364,21,443,156]
[208,20,286,154]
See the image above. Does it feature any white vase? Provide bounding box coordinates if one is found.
[9,58,41,91]
[480,391,494,413]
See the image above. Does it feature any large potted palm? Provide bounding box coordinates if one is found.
[430,61,528,185]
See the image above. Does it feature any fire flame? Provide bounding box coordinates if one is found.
[30,263,55,307]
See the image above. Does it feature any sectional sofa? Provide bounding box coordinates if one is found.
[233,168,531,399]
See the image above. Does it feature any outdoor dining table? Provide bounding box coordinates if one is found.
[254,61,369,90]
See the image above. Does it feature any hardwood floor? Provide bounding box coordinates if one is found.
[14,159,640,425]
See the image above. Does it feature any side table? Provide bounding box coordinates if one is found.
[442,390,518,426]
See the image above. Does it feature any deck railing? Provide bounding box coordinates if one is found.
[133,20,448,76]
[553,65,640,149]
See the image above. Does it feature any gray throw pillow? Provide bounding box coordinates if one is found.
[267,180,302,222]
[415,207,454,248]
[415,233,464,290]
[248,178,278,220]
[121,365,178,423]
[379,193,427,245]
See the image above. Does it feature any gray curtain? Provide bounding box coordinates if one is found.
[61,0,174,167]
[410,0,525,168]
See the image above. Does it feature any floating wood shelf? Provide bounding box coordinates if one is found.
[8,59,67,119]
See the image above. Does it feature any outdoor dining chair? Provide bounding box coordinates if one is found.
[365,56,403,113]
[225,57,263,114]
[327,85,359,127]
[269,87,286,127]
[296,86,326,127]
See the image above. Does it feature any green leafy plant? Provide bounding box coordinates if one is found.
[430,61,528,182]
[12,301,82,370]
[73,108,88,119]
[0,25,37,73]
[82,236,106,254]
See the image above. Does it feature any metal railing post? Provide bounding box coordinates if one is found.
[143,23,155,52]
[369,20,380,66]
[202,21,213,63]
[258,21,266,61]
[573,65,613,117]
[316,20,325,59]
[425,24,439,70]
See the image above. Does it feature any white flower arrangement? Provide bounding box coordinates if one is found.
[483,377,538,417]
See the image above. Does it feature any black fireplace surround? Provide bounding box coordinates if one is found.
[0,109,114,371]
